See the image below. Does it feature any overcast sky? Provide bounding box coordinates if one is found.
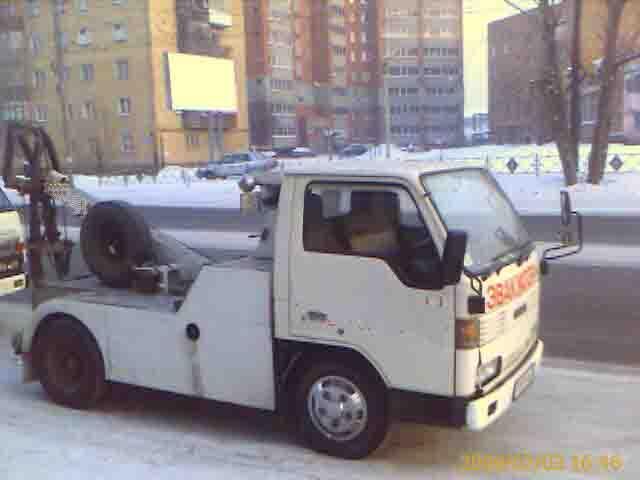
[463,0,538,115]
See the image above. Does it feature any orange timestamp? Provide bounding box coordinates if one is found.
[458,452,624,474]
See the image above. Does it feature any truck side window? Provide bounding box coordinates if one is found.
[303,185,442,290]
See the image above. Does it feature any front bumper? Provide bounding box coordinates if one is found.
[464,339,544,430]
[0,273,26,296]
[390,339,544,429]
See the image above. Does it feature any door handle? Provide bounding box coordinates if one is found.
[305,310,327,322]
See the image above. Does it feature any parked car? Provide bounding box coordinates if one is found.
[274,146,316,159]
[196,152,278,179]
[339,144,368,157]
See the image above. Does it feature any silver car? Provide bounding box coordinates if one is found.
[197,152,278,179]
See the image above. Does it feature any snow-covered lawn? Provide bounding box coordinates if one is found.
[3,143,640,213]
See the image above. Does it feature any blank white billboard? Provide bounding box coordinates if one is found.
[165,53,238,113]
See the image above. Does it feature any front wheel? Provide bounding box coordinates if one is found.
[293,361,389,459]
[33,316,108,410]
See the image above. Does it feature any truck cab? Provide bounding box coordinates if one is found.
[0,188,26,296]
[15,162,556,460]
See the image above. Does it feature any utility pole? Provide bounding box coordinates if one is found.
[382,60,391,159]
[51,0,74,184]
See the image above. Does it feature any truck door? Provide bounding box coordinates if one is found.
[289,181,455,396]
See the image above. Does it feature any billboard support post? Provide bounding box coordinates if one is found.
[208,112,224,164]
[208,112,217,164]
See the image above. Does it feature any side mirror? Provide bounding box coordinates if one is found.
[442,230,468,286]
[560,190,572,227]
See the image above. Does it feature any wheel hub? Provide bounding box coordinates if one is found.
[307,375,368,442]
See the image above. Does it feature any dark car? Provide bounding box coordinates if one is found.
[339,144,368,157]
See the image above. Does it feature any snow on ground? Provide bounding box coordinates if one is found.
[3,143,640,213]
[0,333,638,480]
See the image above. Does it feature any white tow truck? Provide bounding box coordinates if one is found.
[12,161,581,459]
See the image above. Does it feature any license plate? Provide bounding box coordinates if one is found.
[513,365,535,400]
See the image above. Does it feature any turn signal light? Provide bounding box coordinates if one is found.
[15,242,25,254]
[456,319,480,349]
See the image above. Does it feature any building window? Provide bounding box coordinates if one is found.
[80,63,94,81]
[121,132,135,152]
[77,27,91,46]
[118,97,131,116]
[115,59,129,80]
[30,33,42,55]
[81,101,96,120]
[33,70,46,89]
[186,133,200,149]
[34,105,48,123]
[112,23,128,42]
[634,112,640,129]
[27,0,40,17]
[77,0,88,13]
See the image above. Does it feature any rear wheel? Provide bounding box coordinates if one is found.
[293,360,389,459]
[33,317,107,410]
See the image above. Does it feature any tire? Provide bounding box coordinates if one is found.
[33,316,107,410]
[80,201,152,288]
[293,360,389,459]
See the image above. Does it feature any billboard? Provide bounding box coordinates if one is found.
[165,53,238,113]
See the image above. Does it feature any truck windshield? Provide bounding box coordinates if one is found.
[421,169,531,274]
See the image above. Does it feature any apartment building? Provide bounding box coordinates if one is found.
[379,0,464,147]
[0,0,27,124]
[21,0,248,175]
[488,10,552,144]
[568,0,640,143]
[245,0,379,152]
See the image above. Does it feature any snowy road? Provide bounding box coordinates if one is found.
[0,336,638,479]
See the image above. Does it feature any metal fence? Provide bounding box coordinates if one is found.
[422,152,640,176]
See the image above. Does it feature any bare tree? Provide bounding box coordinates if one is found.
[502,0,579,185]
[587,0,636,184]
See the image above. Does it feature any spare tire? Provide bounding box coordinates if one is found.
[80,201,153,288]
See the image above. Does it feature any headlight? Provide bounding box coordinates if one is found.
[8,259,20,270]
[477,357,502,386]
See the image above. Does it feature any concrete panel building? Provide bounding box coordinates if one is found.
[20,0,248,174]
[379,0,464,148]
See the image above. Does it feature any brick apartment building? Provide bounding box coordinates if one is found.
[245,0,379,152]
[5,0,248,174]
[489,0,640,145]
[488,9,554,145]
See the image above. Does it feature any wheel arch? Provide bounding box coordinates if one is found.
[277,340,389,411]
[30,312,107,376]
